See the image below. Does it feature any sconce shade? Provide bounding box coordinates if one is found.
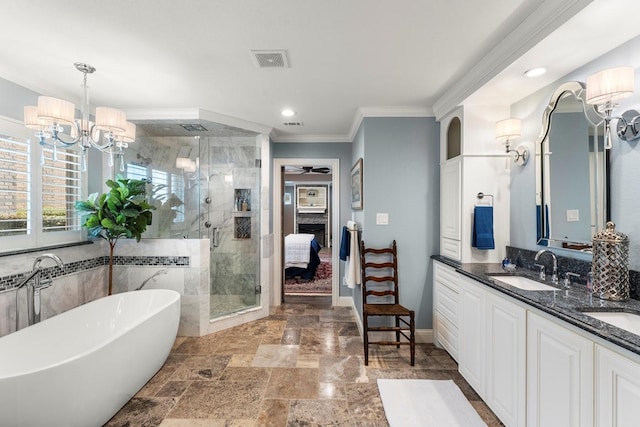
[176,157,191,169]
[37,96,75,125]
[586,67,635,105]
[94,107,127,133]
[495,118,521,141]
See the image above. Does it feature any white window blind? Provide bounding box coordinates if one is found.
[41,146,82,232]
[126,164,148,182]
[0,117,85,252]
[171,173,185,223]
[0,134,31,237]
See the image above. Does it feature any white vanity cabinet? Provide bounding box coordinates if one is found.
[458,274,486,394]
[485,292,526,427]
[433,261,460,361]
[440,159,462,260]
[526,311,594,427]
[434,262,526,427]
[433,260,640,427]
[595,344,640,426]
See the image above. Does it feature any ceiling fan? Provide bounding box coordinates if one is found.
[289,166,331,174]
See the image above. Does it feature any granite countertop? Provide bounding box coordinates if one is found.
[432,255,640,357]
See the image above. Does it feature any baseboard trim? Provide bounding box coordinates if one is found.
[338,296,433,344]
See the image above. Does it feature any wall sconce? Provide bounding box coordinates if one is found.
[586,66,638,149]
[176,157,199,179]
[496,118,528,166]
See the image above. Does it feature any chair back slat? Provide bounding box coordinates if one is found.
[360,240,399,305]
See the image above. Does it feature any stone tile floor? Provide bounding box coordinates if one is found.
[105,299,502,426]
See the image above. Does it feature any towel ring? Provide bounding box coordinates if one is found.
[477,192,494,206]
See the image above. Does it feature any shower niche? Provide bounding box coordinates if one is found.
[233,188,252,239]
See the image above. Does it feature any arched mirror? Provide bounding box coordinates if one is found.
[535,81,609,252]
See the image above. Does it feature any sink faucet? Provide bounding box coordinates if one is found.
[535,249,558,284]
[15,253,64,328]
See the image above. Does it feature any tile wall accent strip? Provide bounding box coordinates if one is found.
[0,255,190,293]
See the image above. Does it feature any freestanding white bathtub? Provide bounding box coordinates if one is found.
[0,289,180,427]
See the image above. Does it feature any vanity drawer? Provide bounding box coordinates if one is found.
[435,311,459,362]
[435,281,460,326]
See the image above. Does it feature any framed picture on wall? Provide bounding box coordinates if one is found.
[351,158,363,210]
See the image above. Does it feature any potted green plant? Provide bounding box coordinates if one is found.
[75,174,155,295]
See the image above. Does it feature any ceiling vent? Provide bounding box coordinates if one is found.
[180,124,208,132]
[251,49,289,68]
[283,121,304,126]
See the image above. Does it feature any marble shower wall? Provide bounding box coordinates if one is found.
[123,135,201,239]
[112,238,209,336]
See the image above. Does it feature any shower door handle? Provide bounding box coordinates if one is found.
[212,227,220,247]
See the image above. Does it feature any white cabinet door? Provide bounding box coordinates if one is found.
[595,344,640,427]
[441,159,461,240]
[458,275,485,395]
[433,261,461,361]
[527,311,594,427]
[485,293,526,427]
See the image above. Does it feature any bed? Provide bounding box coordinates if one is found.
[284,233,322,280]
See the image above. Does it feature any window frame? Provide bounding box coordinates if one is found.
[0,115,87,253]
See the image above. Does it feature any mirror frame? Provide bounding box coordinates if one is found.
[535,81,609,250]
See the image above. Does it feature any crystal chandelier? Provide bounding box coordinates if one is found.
[23,62,135,171]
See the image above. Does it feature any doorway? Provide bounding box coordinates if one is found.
[273,158,340,307]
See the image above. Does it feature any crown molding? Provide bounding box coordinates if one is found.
[272,134,353,143]
[272,105,433,143]
[432,0,594,120]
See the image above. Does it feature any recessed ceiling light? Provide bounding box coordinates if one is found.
[281,109,296,117]
[524,67,546,78]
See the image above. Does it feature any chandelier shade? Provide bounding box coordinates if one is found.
[24,106,48,131]
[23,62,135,171]
[116,121,137,143]
[37,96,75,125]
[94,107,127,133]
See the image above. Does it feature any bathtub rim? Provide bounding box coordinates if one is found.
[0,289,180,380]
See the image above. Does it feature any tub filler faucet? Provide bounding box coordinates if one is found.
[15,253,64,329]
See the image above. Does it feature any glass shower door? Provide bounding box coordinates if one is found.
[202,135,261,319]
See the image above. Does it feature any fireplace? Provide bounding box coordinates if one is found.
[298,223,326,247]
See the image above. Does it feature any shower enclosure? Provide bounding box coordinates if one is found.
[124,122,262,320]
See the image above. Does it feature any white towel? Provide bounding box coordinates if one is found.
[284,233,315,268]
[343,220,361,288]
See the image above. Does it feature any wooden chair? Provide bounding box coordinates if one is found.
[360,240,415,366]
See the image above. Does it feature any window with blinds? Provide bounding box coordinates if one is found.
[0,134,31,237]
[0,126,84,251]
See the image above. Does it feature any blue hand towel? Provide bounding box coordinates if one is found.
[472,206,495,250]
[339,226,350,261]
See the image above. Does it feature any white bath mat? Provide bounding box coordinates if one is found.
[377,379,487,427]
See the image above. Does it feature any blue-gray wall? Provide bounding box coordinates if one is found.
[273,118,441,331]
[351,117,440,329]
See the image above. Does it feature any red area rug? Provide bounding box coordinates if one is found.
[284,253,332,295]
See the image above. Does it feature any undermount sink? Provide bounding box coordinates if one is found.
[488,274,559,291]
[582,311,640,335]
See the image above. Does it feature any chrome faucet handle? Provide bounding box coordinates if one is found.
[534,264,546,281]
[563,272,580,288]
